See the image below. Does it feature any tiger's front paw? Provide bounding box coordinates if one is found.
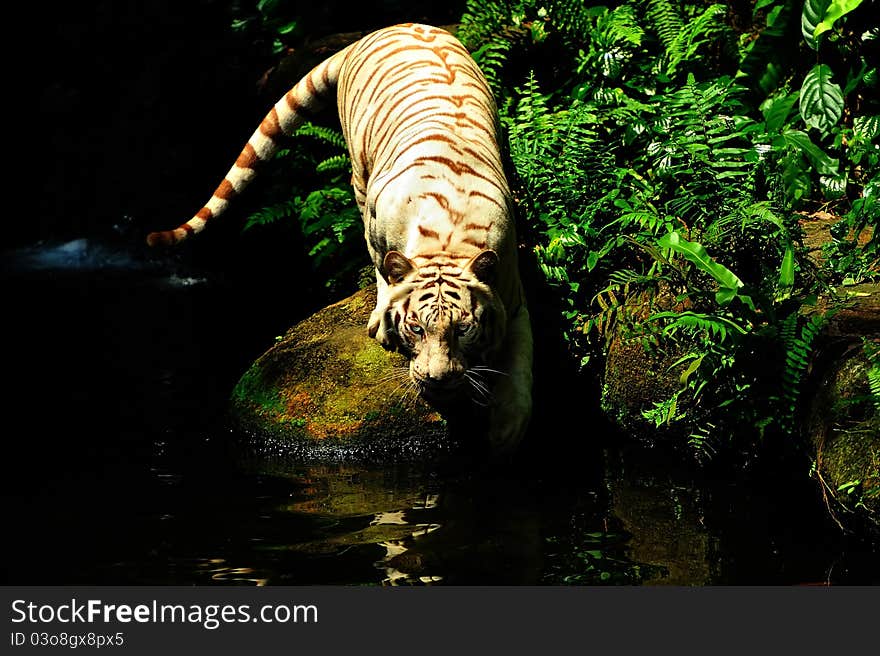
[488,387,532,455]
[367,307,382,338]
[368,307,396,350]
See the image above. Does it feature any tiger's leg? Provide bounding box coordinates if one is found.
[367,269,396,349]
[488,305,534,454]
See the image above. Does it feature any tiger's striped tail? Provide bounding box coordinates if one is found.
[146,45,352,247]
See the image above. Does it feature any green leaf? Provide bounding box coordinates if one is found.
[678,354,705,385]
[715,287,739,306]
[802,0,832,49]
[649,311,749,338]
[820,172,848,198]
[800,64,844,134]
[657,231,744,293]
[737,0,797,93]
[814,0,864,37]
[837,480,861,493]
[776,244,795,300]
[257,0,282,14]
[781,151,812,202]
[277,21,298,36]
[754,0,779,12]
[781,129,839,174]
[760,90,799,133]
[854,115,880,141]
[766,5,784,26]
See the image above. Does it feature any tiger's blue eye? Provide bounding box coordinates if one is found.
[409,323,424,335]
[455,323,472,336]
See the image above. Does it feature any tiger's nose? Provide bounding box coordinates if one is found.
[414,366,463,389]
[425,373,455,387]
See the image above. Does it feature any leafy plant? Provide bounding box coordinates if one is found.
[867,338,880,411]
[231,0,302,54]
[242,121,367,291]
[647,1,733,77]
[466,0,877,458]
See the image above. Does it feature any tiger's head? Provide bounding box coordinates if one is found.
[375,249,507,404]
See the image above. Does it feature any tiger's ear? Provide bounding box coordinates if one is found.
[465,249,499,284]
[383,250,416,284]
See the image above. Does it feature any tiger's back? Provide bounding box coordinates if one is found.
[339,25,514,270]
[147,23,533,453]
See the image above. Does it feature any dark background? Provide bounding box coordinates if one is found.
[17,0,466,251]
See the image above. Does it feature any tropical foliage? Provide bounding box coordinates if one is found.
[457,0,877,456]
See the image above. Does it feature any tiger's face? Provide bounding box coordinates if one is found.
[380,249,507,404]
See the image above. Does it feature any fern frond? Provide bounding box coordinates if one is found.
[243,198,298,231]
[665,4,728,76]
[607,268,656,287]
[648,310,748,342]
[315,154,351,174]
[586,4,646,81]
[642,391,685,427]
[458,0,520,49]
[647,0,685,54]
[647,1,731,77]
[867,350,880,411]
[543,0,594,47]
[294,122,347,149]
[596,4,644,49]
[777,311,827,432]
[471,37,513,95]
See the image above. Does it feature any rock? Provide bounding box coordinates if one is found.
[229,285,454,462]
[601,334,688,437]
[803,285,879,534]
[599,281,879,535]
[812,282,880,338]
[599,286,690,439]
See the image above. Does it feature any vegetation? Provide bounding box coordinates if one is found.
[238,1,878,459]
[240,121,366,293]
[458,0,877,458]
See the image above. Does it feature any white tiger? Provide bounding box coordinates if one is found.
[147,23,533,452]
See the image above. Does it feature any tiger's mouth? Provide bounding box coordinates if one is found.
[413,375,467,402]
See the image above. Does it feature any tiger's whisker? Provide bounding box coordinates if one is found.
[464,371,493,407]
[470,366,509,378]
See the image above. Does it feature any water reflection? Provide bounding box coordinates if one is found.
[133,438,822,586]
[228,459,547,585]
[603,449,714,585]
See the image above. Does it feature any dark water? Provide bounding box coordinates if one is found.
[2,239,877,586]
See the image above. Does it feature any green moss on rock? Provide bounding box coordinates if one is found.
[805,344,879,531]
[230,286,451,461]
[601,335,688,436]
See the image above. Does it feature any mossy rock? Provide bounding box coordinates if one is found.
[601,335,688,437]
[804,343,879,533]
[230,285,454,462]
[599,286,691,439]
[802,283,879,533]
